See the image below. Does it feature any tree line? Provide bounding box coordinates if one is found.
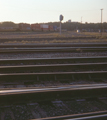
[0,22,18,27]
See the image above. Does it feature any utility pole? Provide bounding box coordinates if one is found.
[100,9,103,36]
[81,17,82,32]
[60,21,61,35]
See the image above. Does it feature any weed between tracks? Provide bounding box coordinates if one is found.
[0,32,107,44]
[1,39,107,45]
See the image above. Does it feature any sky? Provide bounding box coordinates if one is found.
[0,0,107,24]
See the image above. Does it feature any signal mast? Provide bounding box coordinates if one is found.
[59,14,64,34]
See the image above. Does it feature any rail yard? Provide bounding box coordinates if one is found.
[0,35,107,120]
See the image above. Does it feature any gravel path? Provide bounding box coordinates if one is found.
[0,52,107,59]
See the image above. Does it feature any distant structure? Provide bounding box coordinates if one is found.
[67,20,71,23]
[77,29,80,33]
[72,21,78,23]
[0,22,56,32]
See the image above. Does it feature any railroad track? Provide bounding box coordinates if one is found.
[0,71,107,86]
[0,56,107,88]
[0,44,107,119]
[0,62,107,73]
[1,84,107,96]
[0,84,107,120]
[0,47,107,53]
[0,43,107,53]
[1,43,107,47]
[0,56,107,66]
[35,111,107,120]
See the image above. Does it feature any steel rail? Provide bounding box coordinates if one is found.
[0,71,107,76]
[0,84,107,110]
[67,114,107,120]
[0,56,107,62]
[0,47,107,53]
[0,70,106,82]
[0,84,107,95]
[33,111,107,120]
[0,62,107,68]
[0,62,106,74]
[0,43,107,48]
[0,47,107,50]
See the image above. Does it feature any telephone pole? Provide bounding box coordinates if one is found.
[81,16,82,32]
[100,9,103,36]
[60,21,61,35]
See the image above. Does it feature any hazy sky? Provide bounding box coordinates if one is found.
[0,0,107,23]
